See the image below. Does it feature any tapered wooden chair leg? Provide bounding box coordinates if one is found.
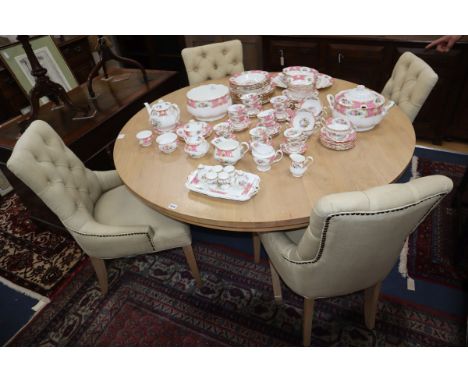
[90,257,108,295]
[252,232,261,264]
[364,281,381,329]
[303,298,315,346]
[269,261,283,303]
[182,245,202,288]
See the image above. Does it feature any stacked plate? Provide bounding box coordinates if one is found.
[320,117,356,151]
[229,70,274,104]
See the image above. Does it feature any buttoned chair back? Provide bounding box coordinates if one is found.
[260,175,453,345]
[382,52,438,122]
[7,120,202,294]
[181,40,244,85]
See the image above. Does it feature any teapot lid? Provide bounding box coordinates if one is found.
[212,137,238,150]
[337,85,385,107]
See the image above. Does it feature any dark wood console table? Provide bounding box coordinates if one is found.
[0,67,178,230]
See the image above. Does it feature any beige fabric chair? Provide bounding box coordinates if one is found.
[260,175,453,346]
[7,120,202,294]
[181,40,244,85]
[382,52,438,122]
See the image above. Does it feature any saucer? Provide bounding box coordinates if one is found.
[292,109,316,130]
[229,118,250,132]
[275,108,295,122]
[280,142,307,155]
[316,73,334,89]
[270,73,287,88]
[176,123,213,140]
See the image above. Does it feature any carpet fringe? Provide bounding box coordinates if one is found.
[398,155,419,285]
[0,276,50,304]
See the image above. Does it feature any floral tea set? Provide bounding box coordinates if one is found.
[136,66,395,199]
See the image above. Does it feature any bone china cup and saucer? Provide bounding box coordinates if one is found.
[156,132,178,154]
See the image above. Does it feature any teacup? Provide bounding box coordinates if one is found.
[270,95,289,121]
[136,130,153,147]
[240,93,262,117]
[214,122,234,138]
[156,132,178,153]
[289,153,313,177]
[257,109,276,125]
[284,127,304,143]
[181,120,206,139]
[249,126,271,145]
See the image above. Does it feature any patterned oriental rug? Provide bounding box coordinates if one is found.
[8,242,466,346]
[0,194,85,296]
[407,152,468,289]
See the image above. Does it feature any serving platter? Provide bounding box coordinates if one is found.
[185,164,260,201]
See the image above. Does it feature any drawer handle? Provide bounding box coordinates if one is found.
[279,49,285,66]
[338,53,344,64]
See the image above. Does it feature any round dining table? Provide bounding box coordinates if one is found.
[114,77,416,243]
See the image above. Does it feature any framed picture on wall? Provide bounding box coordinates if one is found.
[0,35,78,98]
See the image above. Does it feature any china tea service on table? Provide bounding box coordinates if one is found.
[186,84,232,121]
[156,132,178,154]
[251,142,283,172]
[211,137,250,165]
[327,85,394,132]
[289,153,313,177]
[145,100,180,134]
[136,130,153,147]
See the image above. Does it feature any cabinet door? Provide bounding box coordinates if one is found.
[263,38,320,72]
[393,46,465,142]
[325,43,389,91]
[449,72,468,140]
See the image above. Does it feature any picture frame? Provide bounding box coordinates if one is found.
[0,35,78,98]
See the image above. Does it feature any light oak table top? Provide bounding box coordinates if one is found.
[114,78,416,232]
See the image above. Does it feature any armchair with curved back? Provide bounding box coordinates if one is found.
[181,40,244,85]
[260,175,453,346]
[7,120,202,295]
[382,51,438,122]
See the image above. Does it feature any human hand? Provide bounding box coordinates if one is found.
[425,35,462,52]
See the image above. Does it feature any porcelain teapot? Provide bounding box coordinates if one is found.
[211,137,250,165]
[327,85,394,132]
[144,99,180,133]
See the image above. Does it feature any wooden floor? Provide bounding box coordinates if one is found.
[417,139,468,154]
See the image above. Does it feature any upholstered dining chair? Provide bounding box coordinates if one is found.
[382,52,438,122]
[259,175,453,346]
[7,120,202,294]
[181,40,244,85]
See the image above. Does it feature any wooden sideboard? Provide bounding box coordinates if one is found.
[262,36,468,144]
[0,67,179,230]
[0,36,96,124]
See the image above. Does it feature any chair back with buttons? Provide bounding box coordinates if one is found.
[382,52,438,122]
[181,40,244,85]
[7,120,103,229]
[263,175,453,299]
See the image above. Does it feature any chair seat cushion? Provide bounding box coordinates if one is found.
[94,185,191,251]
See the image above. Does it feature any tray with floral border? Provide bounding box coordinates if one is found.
[185,164,260,201]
